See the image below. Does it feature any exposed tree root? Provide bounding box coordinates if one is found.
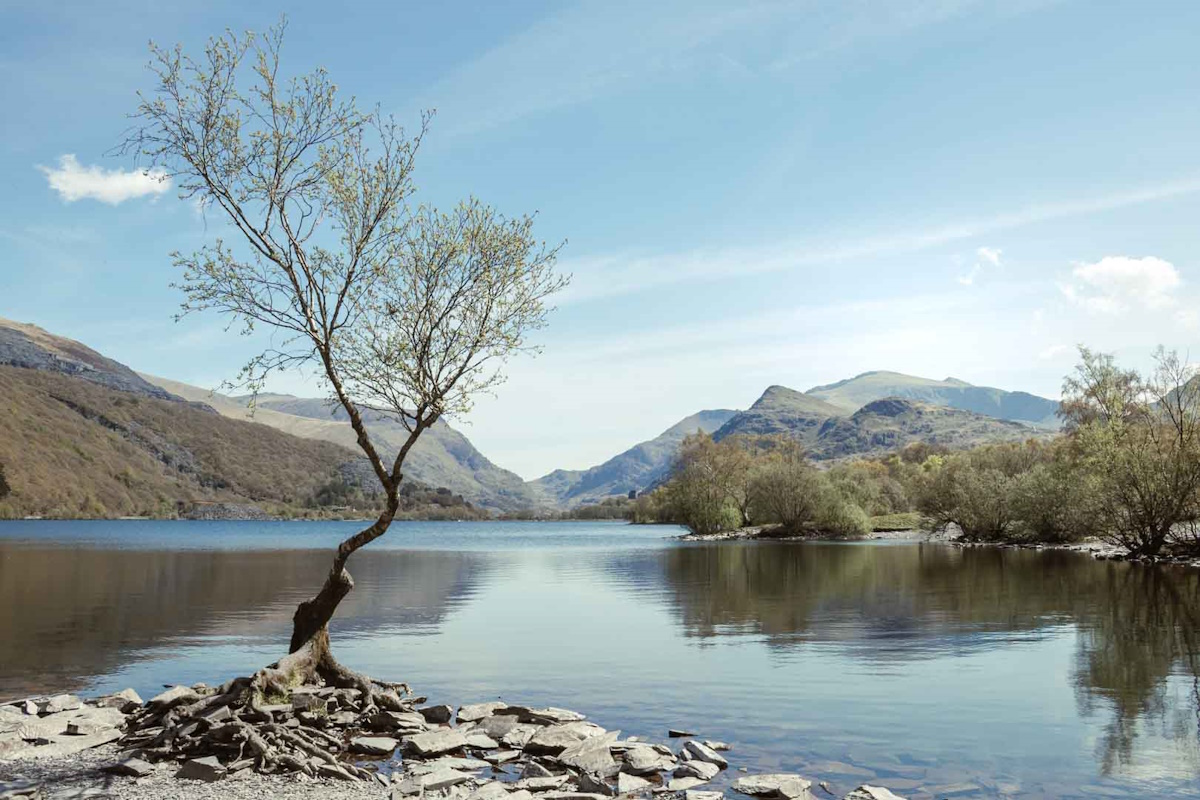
[118,633,418,782]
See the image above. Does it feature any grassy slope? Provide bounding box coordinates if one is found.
[0,366,360,518]
[143,377,543,512]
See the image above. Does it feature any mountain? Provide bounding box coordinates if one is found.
[0,317,181,402]
[805,370,1060,427]
[142,378,543,512]
[714,385,1044,460]
[532,409,738,506]
[0,362,364,519]
[713,386,845,441]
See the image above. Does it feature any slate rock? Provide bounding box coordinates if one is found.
[525,723,601,755]
[682,741,728,769]
[148,686,198,710]
[668,777,708,792]
[616,773,651,795]
[557,732,619,775]
[520,761,554,779]
[419,704,455,724]
[668,729,696,738]
[703,741,731,752]
[578,772,616,797]
[484,750,521,765]
[101,758,154,778]
[501,723,539,748]
[39,695,81,715]
[466,733,500,749]
[95,689,142,713]
[843,788,907,800]
[459,702,508,723]
[732,774,814,800]
[467,783,512,800]
[406,728,469,757]
[621,745,675,775]
[516,775,569,792]
[291,691,325,712]
[686,792,725,800]
[176,756,226,782]
[20,701,38,717]
[351,736,398,756]
[675,762,720,781]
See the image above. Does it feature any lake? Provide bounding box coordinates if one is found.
[1,520,1197,799]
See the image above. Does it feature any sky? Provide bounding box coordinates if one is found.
[3,0,1200,479]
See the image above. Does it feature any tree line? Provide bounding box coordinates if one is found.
[636,347,1200,559]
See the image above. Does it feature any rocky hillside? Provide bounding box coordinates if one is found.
[532,409,737,506]
[142,378,543,512]
[0,364,367,518]
[715,386,1044,460]
[806,370,1060,427]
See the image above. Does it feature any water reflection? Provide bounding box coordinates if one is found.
[654,542,1200,780]
[0,546,488,697]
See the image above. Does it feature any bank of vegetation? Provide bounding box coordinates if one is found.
[637,347,1200,561]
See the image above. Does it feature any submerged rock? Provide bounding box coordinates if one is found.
[732,774,814,800]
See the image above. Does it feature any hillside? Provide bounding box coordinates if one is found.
[0,365,367,518]
[714,385,1044,461]
[806,370,1060,427]
[713,386,844,442]
[532,409,737,506]
[143,377,543,512]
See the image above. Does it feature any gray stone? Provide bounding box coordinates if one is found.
[843,788,907,800]
[675,762,720,781]
[148,686,198,710]
[558,732,620,775]
[702,741,730,752]
[466,733,500,749]
[484,750,521,765]
[328,710,359,726]
[351,736,399,756]
[541,793,608,800]
[414,769,473,791]
[459,702,508,723]
[419,704,455,724]
[520,761,554,779]
[101,757,155,777]
[467,783,513,800]
[621,745,675,775]
[616,773,651,795]
[526,723,602,755]
[516,775,569,792]
[668,729,696,738]
[501,723,539,748]
[291,690,325,712]
[685,792,725,800]
[369,710,428,732]
[476,714,521,739]
[409,756,491,774]
[682,741,728,769]
[176,756,226,782]
[668,777,707,792]
[407,728,469,757]
[732,774,814,800]
[39,696,81,715]
[527,707,586,725]
[20,701,38,717]
[578,772,616,797]
[94,689,142,713]
[200,704,233,724]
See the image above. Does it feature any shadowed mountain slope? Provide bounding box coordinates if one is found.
[532,409,738,506]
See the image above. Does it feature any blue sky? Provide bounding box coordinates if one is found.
[3,0,1200,478]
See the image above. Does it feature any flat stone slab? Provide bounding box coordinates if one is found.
[395,768,473,793]
[407,728,469,757]
[617,773,652,794]
[675,761,720,781]
[101,757,155,777]
[844,788,907,800]
[176,755,226,782]
[732,774,814,800]
[558,731,620,775]
[418,704,454,724]
[148,686,198,710]
[39,695,82,714]
[621,745,675,775]
[526,722,604,755]
[466,733,500,749]
[682,741,728,769]
[458,702,508,723]
[685,792,725,800]
[351,736,399,756]
[668,777,708,792]
[94,689,142,712]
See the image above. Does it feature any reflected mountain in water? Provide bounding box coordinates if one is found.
[0,546,488,697]
[652,541,1200,779]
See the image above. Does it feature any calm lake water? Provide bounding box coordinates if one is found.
[1,520,1198,799]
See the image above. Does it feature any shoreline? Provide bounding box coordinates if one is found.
[678,526,1200,568]
[1,686,900,800]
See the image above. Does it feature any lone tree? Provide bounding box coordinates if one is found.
[122,23,566,697]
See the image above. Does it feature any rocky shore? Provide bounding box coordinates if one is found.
[0,685,907,800]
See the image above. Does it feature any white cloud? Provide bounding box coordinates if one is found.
[39,154,171,205]
[1038,343,1072,360]
[1060,255,1181,314]
[977,246,1003,267]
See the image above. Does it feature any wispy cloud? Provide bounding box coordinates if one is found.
[561,177,1200,304]
[38,154,171,205]
[957,246,1003,285]
[1038,343,1072,360]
